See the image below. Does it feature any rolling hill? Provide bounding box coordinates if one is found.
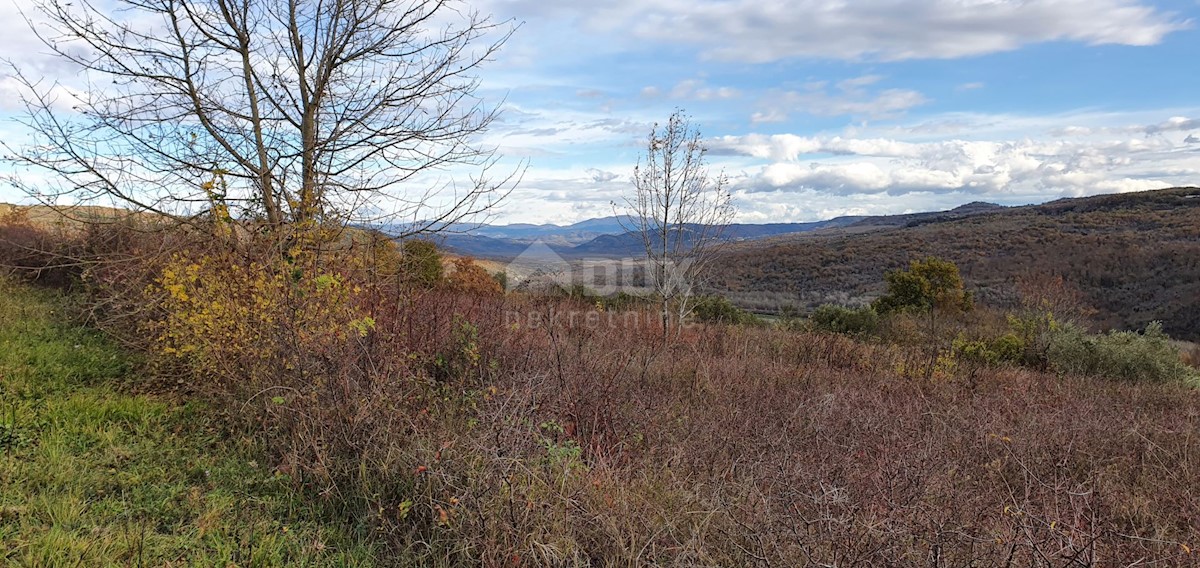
[709,187,1200,340]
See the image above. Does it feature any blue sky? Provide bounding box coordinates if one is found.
[4,0,1200,224]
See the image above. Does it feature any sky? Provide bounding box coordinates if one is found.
[3,0,1200,224]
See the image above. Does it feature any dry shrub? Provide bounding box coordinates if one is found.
[374,309,1196,566]
[0,207,80,287]
[1178,341,1200,369]
[1017,272,1098,330]
[128,248,1200,564]
[445,256,503,296]
[486,320,1200,565]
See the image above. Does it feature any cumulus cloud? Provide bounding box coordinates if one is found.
[506,0,1191,63]
[715,126,1191,199]
[1144,116,1200,134]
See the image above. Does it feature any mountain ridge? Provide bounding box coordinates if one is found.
[433,202,1006,259]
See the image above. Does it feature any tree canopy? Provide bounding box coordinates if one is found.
[873,257,972,315]
[6,0,515,232]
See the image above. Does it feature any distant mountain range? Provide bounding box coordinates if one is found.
[426,202,1007,259]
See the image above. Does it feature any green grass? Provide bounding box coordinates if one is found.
[0,279,380,567]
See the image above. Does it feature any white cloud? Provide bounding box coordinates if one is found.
[750,110,788,124]
[752,76,928,120]
[714,118,1198,200]
[511,0,1191,63]
[586,168,621,183]
[712,134,934,162]
[1054,116,1200,137]
[640,79,741,101]
[837,75,885,90]
[1144,116,1200,134]
[483,104,653,154]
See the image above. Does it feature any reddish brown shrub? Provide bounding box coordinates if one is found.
[445,256,503,296]
[0,208,79,287]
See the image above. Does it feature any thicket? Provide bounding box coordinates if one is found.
[1047,322,1200,385]
[691,294,761,325]
[807,304,880,337]
[779,258,1200,386]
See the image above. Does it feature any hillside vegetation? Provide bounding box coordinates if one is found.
[2,211,1199,565]
[713,187,1200,340]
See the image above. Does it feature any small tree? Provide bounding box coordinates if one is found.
[874,257,972,377]
[400,239,443,288]
[873,257,972,316]
[619,110,734,340]
[446,256,501,295]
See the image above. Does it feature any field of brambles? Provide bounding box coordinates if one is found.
[2,207,1199,566]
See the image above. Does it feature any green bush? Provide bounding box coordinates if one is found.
[809,304,880,337]
[557,283,598,300]
[952,333,1025,367]
[604,291,651,311]
[992,333,1026,363]
[692,295,761,325]
[1047,322,1200,385]
[400,239,443,287]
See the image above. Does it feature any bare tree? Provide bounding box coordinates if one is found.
[620,110,735,339]
[4,0,516,234]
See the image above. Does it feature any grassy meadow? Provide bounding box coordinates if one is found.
[0,279,380,566]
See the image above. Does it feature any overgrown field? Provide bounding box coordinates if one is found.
[2,212,1200,565]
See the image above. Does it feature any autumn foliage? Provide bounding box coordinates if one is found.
[445,257,503,296]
